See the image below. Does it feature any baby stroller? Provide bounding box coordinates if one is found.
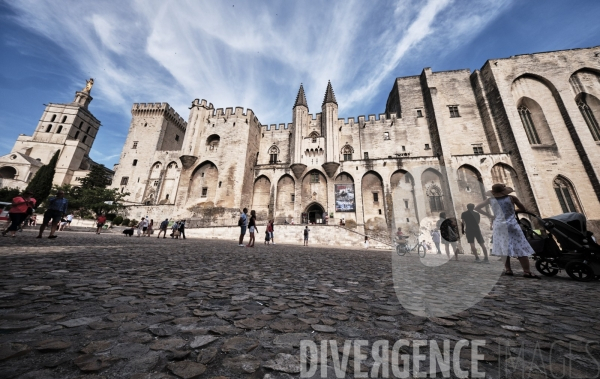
[516,211,600,282]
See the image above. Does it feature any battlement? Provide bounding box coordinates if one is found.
[340,112,398,126]
[191,99,215,109]
[131,102,187,130]
[263,123,292,131]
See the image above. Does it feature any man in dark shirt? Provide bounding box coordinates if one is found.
[461,203,489,262]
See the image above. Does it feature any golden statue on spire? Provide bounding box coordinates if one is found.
[83,78,94,93]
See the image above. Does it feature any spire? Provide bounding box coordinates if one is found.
[322,80,337,106]
[294,84,308,109]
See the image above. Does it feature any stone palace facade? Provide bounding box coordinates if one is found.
[108,46,600,234]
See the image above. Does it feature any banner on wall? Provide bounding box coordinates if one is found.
[335,184,356,212]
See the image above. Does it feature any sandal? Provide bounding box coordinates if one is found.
[503,271,514,276]
[523,272,540,279]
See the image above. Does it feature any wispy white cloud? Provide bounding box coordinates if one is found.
[6,0,514,127]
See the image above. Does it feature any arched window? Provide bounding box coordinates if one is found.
[57,125,63,133]
[309,131,319,143]
[46,124,52,133]
[0,166,17,179]
[427,185,444,212]
[50,115,56,122]
[518,106,541,144]
[553,177,581,213]
[74,131,80,139]
[82,136,87,143]
[341,144,354,161]
[206,134,220,150]
[577,99,600,141]
[79,121,83,129]
[268,145,279,164]
[61,116,67,123]
[86,126,91,133]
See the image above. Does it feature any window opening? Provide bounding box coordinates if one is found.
[424,144,430,150]
[120,177,129,185]
[57,125,63,133]
[50,115,56,122]
[201,187,208,197]
[61,116,67,123]
[46,125,52,132]
[553,177,580,213]
[310,172,319,183]
[74,131,79,139]
[133,141,138,149]
[578,100,600,141]
[364,152,369,159]
[175,135,180,141]
[518,106,541,144]
[132,159,138,166]
[417,110,423,117]
[448,106,460,118]
[373,192,379,202]
[153,180,159,186]
[291,194,295,202]
[473,146,484,154]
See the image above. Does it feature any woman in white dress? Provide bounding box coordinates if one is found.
[474,183,540,279]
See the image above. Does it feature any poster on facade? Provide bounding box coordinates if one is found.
[335,184,356,212]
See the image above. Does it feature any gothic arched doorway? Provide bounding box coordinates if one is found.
[304,203,325,224]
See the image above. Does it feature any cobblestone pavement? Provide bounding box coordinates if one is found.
[0,231,599,378]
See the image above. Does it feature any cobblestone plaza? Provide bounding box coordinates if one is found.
[1,231,599,378]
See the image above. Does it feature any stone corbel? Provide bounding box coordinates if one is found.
[321,162,340,178]
[179,155,198,170]
[290,163,307,179]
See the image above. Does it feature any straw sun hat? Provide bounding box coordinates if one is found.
[486,183,514,198]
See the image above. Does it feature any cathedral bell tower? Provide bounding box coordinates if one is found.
[321,81,340,178]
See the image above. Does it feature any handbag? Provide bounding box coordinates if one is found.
[173,230,181,237]
[238,217,244,226]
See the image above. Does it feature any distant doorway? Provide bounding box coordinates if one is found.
[305,203,325,224]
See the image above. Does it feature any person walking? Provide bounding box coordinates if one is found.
[96,213,107,234]
[303,226,310,246]
[157,218,169,238]
[265,220,273,245]
[364,235,370,249]
[178,220,186,239]
[461,203,489,263]
[246,210,258,247]
[436,212,461,261]
[270,220,275,245]
[137,217,148,237]
[2,191,36,237]
[145,219,154,237]
[171,220,179,238]
[430,229,442,254]
[65,213,74,229]
[474,183,539,278]
[238,208,248,247]
[37,190,67,239]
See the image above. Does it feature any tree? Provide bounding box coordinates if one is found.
[79,164,112,188]
[25,150,59,205]
[50,184,129,218]
[0,187,20,202]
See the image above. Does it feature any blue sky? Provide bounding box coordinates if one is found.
[1,0,599,168]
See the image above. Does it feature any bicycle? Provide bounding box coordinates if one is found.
[395,233,427,258]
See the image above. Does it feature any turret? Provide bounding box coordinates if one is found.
[292,84,309,164]
[321,81,340,177]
